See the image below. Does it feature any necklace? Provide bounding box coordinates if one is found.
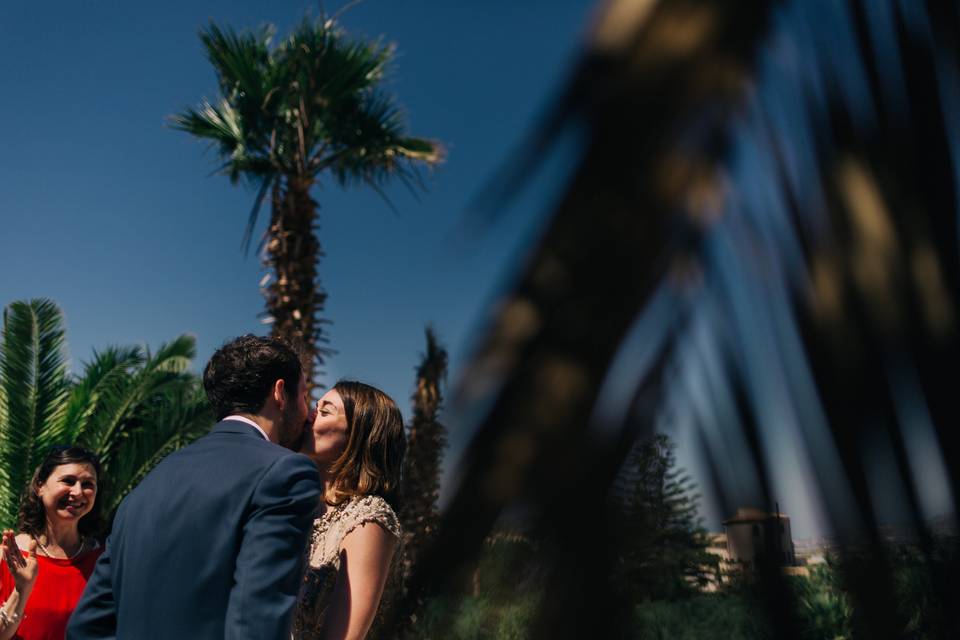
[35,535,85,560]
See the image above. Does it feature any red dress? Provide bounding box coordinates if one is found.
[0,546,103,640]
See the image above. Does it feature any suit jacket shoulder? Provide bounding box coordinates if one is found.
[69,420,321,640]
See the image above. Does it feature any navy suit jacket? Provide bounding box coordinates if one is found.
[67,420,322,640]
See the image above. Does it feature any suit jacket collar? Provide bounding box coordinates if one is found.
[212,419,272,441]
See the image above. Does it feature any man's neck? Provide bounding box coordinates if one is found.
[225,413,277,443]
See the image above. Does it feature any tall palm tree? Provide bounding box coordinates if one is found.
[173,17,443,386]
[401,326,448,581]
[0,299,212,530]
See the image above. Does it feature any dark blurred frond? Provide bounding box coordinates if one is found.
[401,0,960,637]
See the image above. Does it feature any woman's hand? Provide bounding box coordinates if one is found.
[1,531,37,595]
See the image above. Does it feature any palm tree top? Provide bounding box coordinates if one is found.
[172,16,443,185]
[173,15,443,383]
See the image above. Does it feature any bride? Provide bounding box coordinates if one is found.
[293,381,407,640]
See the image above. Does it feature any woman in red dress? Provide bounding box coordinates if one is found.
[0,446,104,640]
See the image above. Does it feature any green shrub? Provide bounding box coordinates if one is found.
[411,591,541,640]
[633,594,773,640]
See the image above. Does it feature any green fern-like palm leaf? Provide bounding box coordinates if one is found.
[77,335,196,472]
[55,345,144,446]
[100,383,212,520]
[0,299,71,528]
[201,23,273,103]
[174,24,280,179]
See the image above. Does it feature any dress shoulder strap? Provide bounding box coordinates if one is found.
[337,494,402,542]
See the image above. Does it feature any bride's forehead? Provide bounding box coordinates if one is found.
[319,389,343,407]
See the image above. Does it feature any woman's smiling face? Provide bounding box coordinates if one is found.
[301,389,350,465]
[37,462,98,523]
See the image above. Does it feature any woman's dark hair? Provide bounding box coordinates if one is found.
[203,334,303,420]
[18,445,103,538]
[325,381,407,509]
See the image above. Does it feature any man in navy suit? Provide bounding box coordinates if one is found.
[68,335,323,639]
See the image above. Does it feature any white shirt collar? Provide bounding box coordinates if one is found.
[223,415,271,442]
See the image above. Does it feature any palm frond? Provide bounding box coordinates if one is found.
[77,335,197,472]
[171,100,241,143]
[0,299,70,528]
[319,86,443,190]
[395,136,445,164]
[199,22,273,103]
[54,344,144,446]
[100,383,212,522]
[172,100,258,183]
[177,15,441,192]
[322,89,404,160]
[286,18,389,101]
[241,172,278,254]
[142,335,195,374]
[398,0,777,635]
[403,0,960,636]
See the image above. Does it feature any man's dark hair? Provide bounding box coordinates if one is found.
[203,335,303,420]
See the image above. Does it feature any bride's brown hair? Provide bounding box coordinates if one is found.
[324,380,406,508]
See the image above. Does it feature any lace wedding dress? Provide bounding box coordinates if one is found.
[292,495,403,639]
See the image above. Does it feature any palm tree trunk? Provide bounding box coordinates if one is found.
[264,175,328,388]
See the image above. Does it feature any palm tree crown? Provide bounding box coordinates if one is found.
[173,17,442,386]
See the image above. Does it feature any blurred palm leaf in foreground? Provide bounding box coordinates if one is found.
[402,0,960,637]
[0,299,212,531]
[173,15,443,386]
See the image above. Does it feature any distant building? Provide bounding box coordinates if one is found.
[793,535,840,560]
[723,507,796,568]
[700,533,733,590]
[706,532,731,563]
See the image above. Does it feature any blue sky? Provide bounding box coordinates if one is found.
[0,1,591,406]
[4,1,950,541]
[0,0,614,514]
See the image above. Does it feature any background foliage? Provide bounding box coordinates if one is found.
[609,432,716,601]
[0,298,212,532]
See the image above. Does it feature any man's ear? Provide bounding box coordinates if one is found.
[273,378,286,411]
